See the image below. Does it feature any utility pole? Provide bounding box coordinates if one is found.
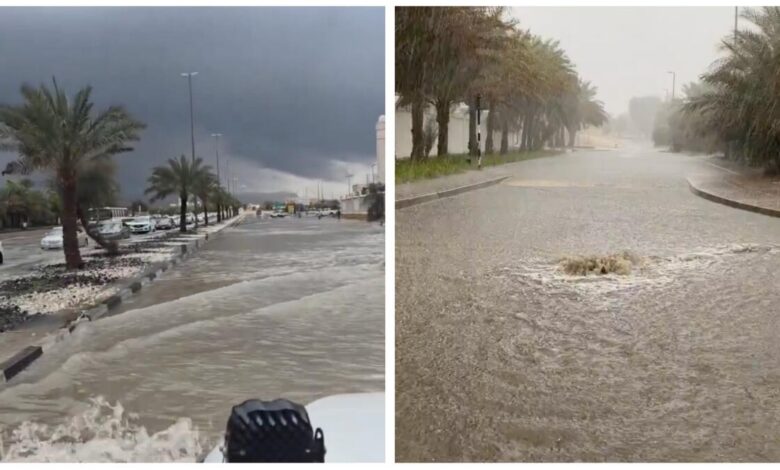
[476,93,482,169]
[346,173,353,197]
[735,6,738,44]
[667,71,676,101]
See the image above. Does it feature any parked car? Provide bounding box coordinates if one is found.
[196,213,205,223]
[41,226,89,250]
[125,215,156,234]
[155,216,174,230]
[97,220,131,240]
[185,213,196,227]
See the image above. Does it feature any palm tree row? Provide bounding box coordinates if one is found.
[680,6,780,171]
[396,7,607,161]
[145,155,240,233]
[0,79,241,269]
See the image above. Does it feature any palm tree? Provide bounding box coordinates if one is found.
[0,80,144,269]
[685,7,780,171]
[562,79,608,147]
[193,170,217,226]
[0,179,51,228]
[145,155,212,232]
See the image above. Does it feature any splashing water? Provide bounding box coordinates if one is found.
[559,250,643,275]
[0,397,206,462]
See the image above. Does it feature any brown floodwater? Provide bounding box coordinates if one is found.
[396,146,780,462]
[0,217,384,462]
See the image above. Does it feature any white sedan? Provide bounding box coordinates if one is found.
[40,226,89,250]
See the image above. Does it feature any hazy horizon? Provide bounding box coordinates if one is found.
[510,6,736,117]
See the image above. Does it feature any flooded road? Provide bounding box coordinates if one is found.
[0,217,384,462]
[396,144,780,462]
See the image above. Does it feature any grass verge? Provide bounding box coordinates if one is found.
[396,149,561,183]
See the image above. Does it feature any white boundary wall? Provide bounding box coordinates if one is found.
[395,100,523,159]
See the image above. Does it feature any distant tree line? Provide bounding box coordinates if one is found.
[396,6,608,161]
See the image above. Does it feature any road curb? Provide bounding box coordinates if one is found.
[0,345,42,382]
[0,215,244,384]
[396,176,510,209]
[687,177,780,218]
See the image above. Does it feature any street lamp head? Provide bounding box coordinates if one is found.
[211,133,222,137]
[181,72,199,77]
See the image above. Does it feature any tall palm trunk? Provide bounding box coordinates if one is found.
[179,193,188,232]
[521,112,532,151]
[202,196,209,226]
[485,102,496,155]
[410,97,425,160]
[61,177,84,269]
[216,203,222,223]
[500,119,509,155]
[435,98,450,156]
[77,205,119,255]
[567,125,577,147]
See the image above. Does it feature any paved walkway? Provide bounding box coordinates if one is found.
[688,157,780,217]
[396,150,572,201]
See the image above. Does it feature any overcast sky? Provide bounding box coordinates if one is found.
[0,7,384,202]
[510,7,735,116]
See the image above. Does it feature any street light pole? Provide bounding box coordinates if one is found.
[181,72,198,164]
[211,133,222,186]
[667,71,676,101]
[211,133,223,221]
[735,6,738,44]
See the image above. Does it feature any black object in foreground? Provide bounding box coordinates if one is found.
[225,398,326,462]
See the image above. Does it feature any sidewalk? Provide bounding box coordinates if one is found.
[396,150,570,204]
[688,157,780,218]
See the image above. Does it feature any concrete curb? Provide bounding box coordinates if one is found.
[687,178,780,218]
[0,215,244,384]
[396,176,510,209]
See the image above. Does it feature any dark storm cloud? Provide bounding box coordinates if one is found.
[0,7,384,200]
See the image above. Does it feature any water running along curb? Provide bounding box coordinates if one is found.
[396,176,510,209]
[0,216,244,384]
[687,177,780,218]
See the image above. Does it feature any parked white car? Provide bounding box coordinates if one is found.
[40,226,89,250]
[125,215,156,234]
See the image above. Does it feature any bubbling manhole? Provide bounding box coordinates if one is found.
[559,251,643,276]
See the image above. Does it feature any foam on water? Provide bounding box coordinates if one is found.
[497,242,780,299]
[0,397,205,462]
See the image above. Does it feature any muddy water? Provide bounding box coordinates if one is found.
[395,146,780,462]
[0,217,384,462]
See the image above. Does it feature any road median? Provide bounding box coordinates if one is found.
[0,214,245,383]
